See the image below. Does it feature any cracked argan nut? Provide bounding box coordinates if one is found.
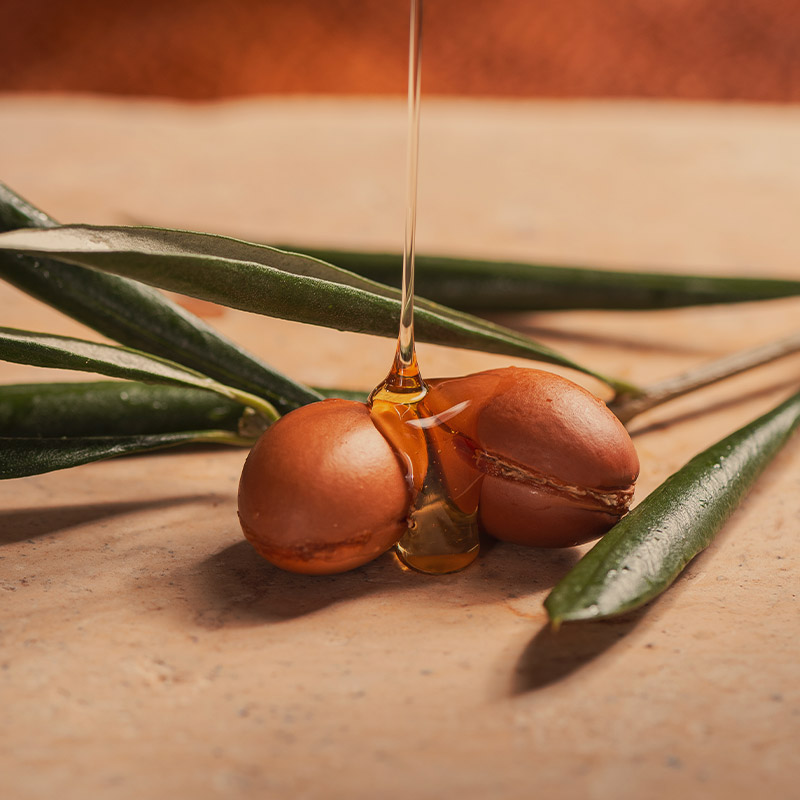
[237,399,410,575]
[424,367,640,548]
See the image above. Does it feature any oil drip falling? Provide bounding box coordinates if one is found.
[368,0,481,574]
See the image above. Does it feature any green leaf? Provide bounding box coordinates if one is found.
[0,326,278,421]
[1,430,248,479]
[0,183,53,231]
[283,245,800,311]
[545,387,800,624]
[0,381,255,438]
[0,183,322,414]
[0,224,633,393]
[312,386,370,403]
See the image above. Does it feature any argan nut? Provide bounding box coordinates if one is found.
[237,399,411,574]
[424,367,639,548]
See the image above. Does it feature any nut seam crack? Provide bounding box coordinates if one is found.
[475,449,634,515]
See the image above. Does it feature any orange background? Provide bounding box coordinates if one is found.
[2,0,800,101]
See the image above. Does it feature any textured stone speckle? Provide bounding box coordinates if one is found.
[1,96,800,800]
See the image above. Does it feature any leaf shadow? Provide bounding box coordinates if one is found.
[186,536,582,629]
[507,511,748,698]
[509,609,649,695]
[0,494,228,545]
[488,316,714,356]
[627,375,800,437]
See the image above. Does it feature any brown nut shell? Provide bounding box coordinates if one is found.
[478,480,624,548]
[237,399,411,574]
[425,367,639,548]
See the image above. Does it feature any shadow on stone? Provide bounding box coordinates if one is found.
[191,540,405,627]
[628,376,799,437]
[495,317,713,356]
[191,536,584,629]
[0,495,227,545]
[510,610,648,694]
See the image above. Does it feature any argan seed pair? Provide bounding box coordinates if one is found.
[238,367,639,574]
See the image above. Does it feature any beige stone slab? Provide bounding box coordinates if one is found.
[0,95,799,800]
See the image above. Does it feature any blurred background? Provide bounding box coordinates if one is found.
[2,0,800,102]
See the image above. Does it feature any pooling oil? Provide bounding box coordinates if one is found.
[369,359,481,575]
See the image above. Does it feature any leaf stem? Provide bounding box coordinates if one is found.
[610,330,800,423]
[219,386,279,424]
[190,430,256,447]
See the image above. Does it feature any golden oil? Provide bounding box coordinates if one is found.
[368,0,480,574]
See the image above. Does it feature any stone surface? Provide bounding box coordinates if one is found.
[0,96,798,799]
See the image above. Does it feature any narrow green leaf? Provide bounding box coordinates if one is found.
[544,388,800,624]
[0,183,53,231]
[279,246,800,312]
[312,386,370,403]
[0,183,322,414]
[0,224,633,393]
[0,381,255,438]
[0,327,278,421]
[1,430,249,479]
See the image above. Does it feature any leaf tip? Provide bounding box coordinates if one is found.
[544,591,603,626]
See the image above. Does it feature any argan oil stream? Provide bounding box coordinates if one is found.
[368,0,481,574]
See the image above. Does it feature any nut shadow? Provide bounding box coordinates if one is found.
[190,539,397,627]
[189,535,583,629]
[0,495,228,545]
